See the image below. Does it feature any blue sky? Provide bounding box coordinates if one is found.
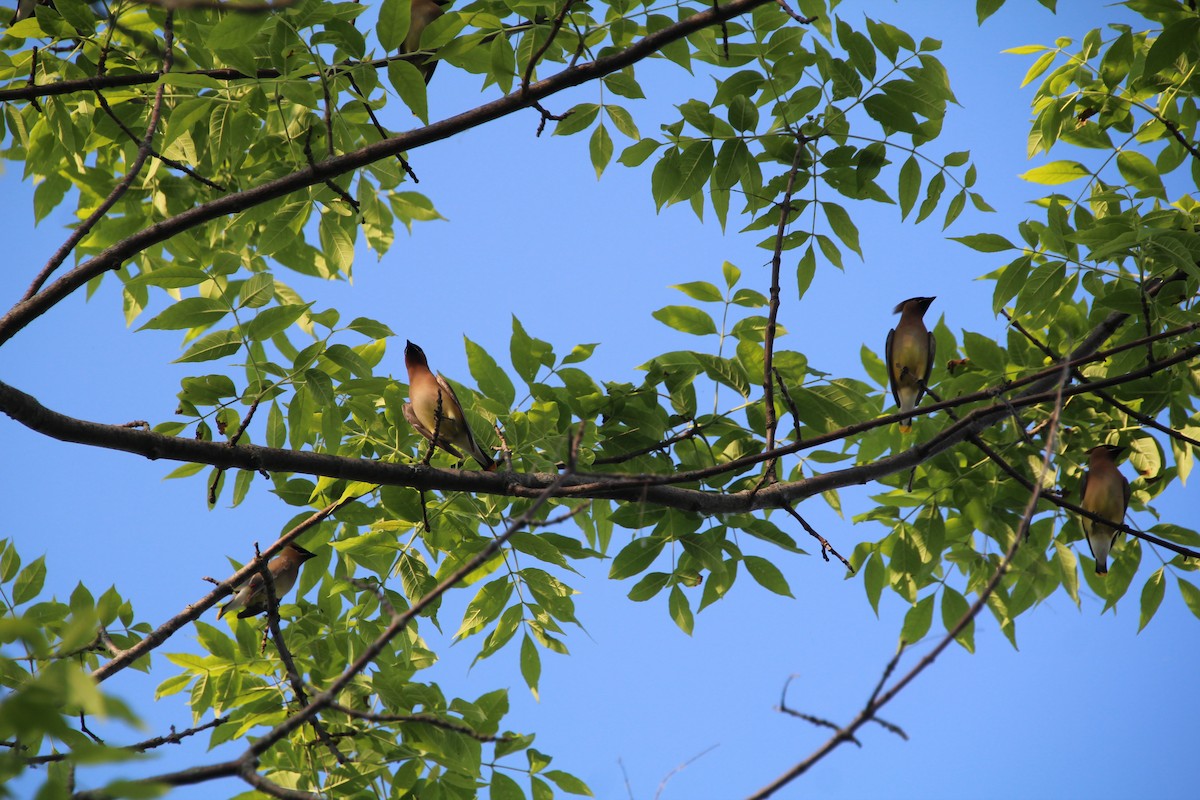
[1,1,1196,798]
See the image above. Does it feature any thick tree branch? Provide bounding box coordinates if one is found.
[3,323,1198,529]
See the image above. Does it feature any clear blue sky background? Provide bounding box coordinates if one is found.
[1,1,1195,798]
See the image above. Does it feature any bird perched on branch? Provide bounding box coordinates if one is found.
[404,340,496,470]
[404,0,450,83]
[218,544,316,620]
[885,296,936,433]
[1079,444,1131,577]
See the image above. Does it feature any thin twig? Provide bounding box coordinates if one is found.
[327,703,510,742]
[346,72,419,182]
[1003,310,1200,448]
[26,717,228,765]
[774,0,818,24]
[654,744,720,800]
[520,0,577,93]
[781,505,851,570]
[762,138,809,483]
[747,364,1072,799]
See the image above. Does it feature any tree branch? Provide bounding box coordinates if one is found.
[0,0,779,347]
[91,497,351,683]
[761,138,808,483]
[21,11,177,301]
[746,365,1072,799]
[3,324,1199,534]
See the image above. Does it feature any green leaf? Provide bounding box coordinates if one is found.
[387,60,430,124]
[465,336,516,408]
[376,0,412,51]
[174,330,242,363]
[246,303,312,340]
[457,578,512,638]
[1116,151,1166,199]
[651,306,717,336]
[900,594,935,644]
[822,202,862,258]
[1020,50,1057,88]
[13,556,46,605]
[671,281,723,303]
[1019,161,1090,185]
[671,141,715,204]
[346,317,394,340]
[606,106,640,140]
[940,586,974,652]
[991,254,1031,315]
[668,585,693,635]
[1144,18,1200,76]
[604,72,645,99]
[544,770,594,797]
[589,124,613,179]
[520,633,541,699]
[898,156,921,220]
[609,537,665,580]
[694,353,750,397]
[951,233,1015,253]
[976,0,1004,24]
[510,316,554,384]
[138,297,228,331]
[554,103,600,136]
[1178,578,1200,621]
[627,572,670,602]
[863,552,884,614]
[743,556,793,597]
[491,772,525,800]
[619,139,662,168]
[1138,568,1165,633]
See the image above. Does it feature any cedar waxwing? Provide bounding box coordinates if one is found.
[218,544,315,619]
[403,340,496,470]
[1079,444,1131,577]
[403,0,449,83]
[885,296,936,433]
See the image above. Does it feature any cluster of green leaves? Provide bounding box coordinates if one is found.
[4,0,1200,796]
[0,539,144,790]
[899,0,1200,644]
[610,5,983,287]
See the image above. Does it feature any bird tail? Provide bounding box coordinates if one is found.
[473,450,497,471]
[1094,558,1108,577]
[898,421,912,433]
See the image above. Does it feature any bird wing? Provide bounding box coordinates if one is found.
[885,327,900,407]
[403,399,464,458]
[1121,473,1132,512]
[917,330,936,404]
[437,373,494,469]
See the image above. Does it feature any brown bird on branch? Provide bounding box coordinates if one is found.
[403,340,496,470]
[885,296,936,433]
[1079,444,1131,577]
[218,544,315,620]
